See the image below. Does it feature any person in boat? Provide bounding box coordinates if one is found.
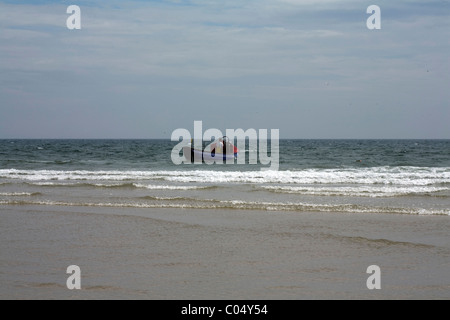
[223,136,234,155]
[211,137,223,155]
[223,136,228,155]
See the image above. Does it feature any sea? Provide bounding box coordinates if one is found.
[1,139,449,300]
[0,139,449,216]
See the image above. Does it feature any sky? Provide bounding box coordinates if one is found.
[0,0,449,139]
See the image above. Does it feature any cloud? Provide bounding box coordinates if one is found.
[0,0,449,138]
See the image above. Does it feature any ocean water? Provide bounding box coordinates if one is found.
[1,139,450,300]
[0,139,449,216]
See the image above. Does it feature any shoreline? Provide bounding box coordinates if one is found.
[1,204,449,299]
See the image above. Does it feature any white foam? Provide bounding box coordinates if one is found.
[1,167,449,186]
[0,192,37,196]
[0,199,447,216]
[133,183,210,190]
[260,185,449,197]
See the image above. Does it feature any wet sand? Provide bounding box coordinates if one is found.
[1,204,449,300]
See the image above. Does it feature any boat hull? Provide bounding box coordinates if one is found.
[183,146,237,162]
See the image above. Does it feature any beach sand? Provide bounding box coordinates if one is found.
[1,205,449,300]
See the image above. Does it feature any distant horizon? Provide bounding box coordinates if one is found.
[1,137,449,141]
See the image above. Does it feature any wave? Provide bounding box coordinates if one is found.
[259,185,449,198]
[219,200,450,215]
[1,159,73,165]
[0,192,41,196]
[137,195,221,202]
[1,167,448,186]
[21,181,217,191]
[132,183,217,191]
[1,198,448,216]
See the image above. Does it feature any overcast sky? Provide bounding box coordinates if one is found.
[1,0,449,139]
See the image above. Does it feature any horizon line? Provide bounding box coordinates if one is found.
[1,137,449,141]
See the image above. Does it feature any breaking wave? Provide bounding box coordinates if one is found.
[259,185,449,198]
[1,167,448,186]
[0,198,448,216]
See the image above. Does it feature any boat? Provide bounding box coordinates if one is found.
[183,136,238,163]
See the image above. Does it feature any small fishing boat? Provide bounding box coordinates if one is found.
[183,136,238,163]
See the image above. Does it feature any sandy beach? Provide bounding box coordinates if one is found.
[1,204,449,300]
